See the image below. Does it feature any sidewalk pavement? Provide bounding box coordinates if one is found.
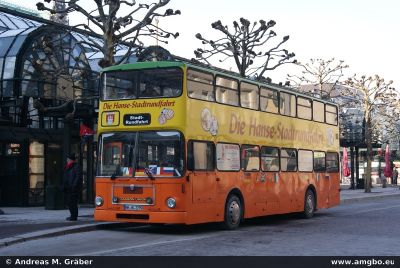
[340,184,400,204]
[0,185,399,248]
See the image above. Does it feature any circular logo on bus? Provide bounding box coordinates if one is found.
[201,108,212,131]
[201,108,218,136]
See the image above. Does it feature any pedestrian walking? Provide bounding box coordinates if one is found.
[393,166,398,185]
[63,153,82,221]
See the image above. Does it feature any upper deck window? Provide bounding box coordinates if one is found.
[101,67,182,100]
[325,104,338,125]
[297,97,312,120]
[260,87,279,114]
[280,92,296,117]
[215,76,239,106]
[187,69,214,101]
[313,100,325,122]
[240,82,259,110]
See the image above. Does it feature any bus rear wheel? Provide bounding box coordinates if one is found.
[222,195,242,230]
[302,189,316,219]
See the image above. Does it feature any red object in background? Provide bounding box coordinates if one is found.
[378,148,382,156]
[79,123,95,137]
[384,144,392,178]
[342,147,351,177]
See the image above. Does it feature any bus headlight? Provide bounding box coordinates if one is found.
[95,196,103,207]
[166,197,176,209]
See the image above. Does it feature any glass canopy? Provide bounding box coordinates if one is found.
[0,9,136,127]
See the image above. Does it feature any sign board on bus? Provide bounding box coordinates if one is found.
[123,114,151,126]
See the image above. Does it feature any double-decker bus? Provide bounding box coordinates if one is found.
[94,61,340,229]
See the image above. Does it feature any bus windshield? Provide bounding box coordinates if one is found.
[97,131,184,178]
[101,67,183,100]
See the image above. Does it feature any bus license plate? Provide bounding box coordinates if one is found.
[124,204,144,211]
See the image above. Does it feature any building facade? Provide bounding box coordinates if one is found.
[0,6,106,207]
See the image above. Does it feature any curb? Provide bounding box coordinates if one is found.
[341,192,400,204]
[0,222,132,248]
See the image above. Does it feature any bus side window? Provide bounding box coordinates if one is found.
[297,97,312,120]
[187,69,214,101]
[298,150,313,172]
[260,87,279,114]
[241,145,260,171]
[313,100,325,122]
[280,92,296,117]
[261,147,279,172]
[314,151,326,172]
[215,76,239,106]
[281,148,297,172]
[325,104,338,125]
[187,141,215,171]
[326,152,339,172]
[240,82,259,110]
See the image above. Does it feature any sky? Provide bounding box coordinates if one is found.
[20,0,400,88]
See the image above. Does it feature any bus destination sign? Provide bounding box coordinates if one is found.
[123,113,151,126]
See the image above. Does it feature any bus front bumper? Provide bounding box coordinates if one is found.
[94,209,188,224]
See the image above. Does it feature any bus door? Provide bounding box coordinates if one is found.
[314,152,329,208]
[188,141,216,204]
[261,147,280,213]
[190,170,216,204]
[241,145,267,212]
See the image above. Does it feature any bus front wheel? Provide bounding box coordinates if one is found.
[302,189,316,219]
[222,195,242,230]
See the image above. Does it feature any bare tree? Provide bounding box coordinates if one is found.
[345,75,397,193]
[36,0,180,68]
[287,58,349,100]
[194,18,296,79]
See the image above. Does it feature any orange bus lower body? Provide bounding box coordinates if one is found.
[94,209,188,224]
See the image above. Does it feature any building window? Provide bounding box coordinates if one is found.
[29,141,45,205]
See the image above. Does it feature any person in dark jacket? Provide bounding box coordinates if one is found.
[63,153,82,221]
[393,166,398,185]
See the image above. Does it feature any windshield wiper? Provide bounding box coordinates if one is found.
[144,168,155,180]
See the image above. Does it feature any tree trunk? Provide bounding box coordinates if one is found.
[365,117,372,193]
